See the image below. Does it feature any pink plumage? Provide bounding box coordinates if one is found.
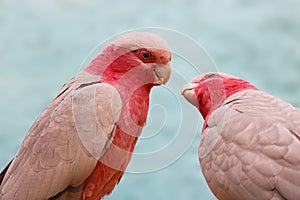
[0,32,172,199]
[182,73,300,200]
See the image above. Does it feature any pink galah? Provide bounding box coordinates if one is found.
[182,73,300,200]
[0,32,172,199]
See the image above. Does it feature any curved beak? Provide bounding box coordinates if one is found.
[153,63,171,85]
[181,83,199,108]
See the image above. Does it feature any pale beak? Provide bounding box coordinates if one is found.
[181,83,199,107]
[153,63,171,85]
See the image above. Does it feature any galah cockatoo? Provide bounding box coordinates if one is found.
[182,73,300,200]
[0,32,172,199]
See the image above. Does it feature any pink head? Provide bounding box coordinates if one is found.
[82,32,172,137]
[84,32,172,88]
[182,73,257,120]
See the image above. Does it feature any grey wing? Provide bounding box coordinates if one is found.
[199,90,300,200]
[0,73,122,199]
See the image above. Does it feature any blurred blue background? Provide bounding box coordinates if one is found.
[0,0,300,199]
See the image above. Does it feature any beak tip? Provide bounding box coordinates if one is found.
[153,63,171,85]
[181,83,199,107]
[181,83,198,95]
[181,88,187,96]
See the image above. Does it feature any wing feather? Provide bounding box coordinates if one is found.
[0,72,122,199]
[200,90,300,200]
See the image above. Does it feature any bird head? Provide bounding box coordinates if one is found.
[182,73,257,119]
[85,32,172,88]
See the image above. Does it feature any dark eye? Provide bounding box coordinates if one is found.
[142,52,150,59]
[206,73,216,78]
[136,49,155,63]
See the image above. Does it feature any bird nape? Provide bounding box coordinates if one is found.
[0,32,172,200]
[182,72,300,200]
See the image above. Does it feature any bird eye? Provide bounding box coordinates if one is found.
[142,52,150,59]
[206,73,216,78]
[136,49,155,63]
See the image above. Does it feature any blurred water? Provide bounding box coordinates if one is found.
[0,0,300,199]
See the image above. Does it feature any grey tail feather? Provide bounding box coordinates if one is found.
[0,159,13,185]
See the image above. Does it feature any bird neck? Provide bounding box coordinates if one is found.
[84,45,140,81]
[197,78,258,125]
[129,85,152,126]
[84,45,115,76]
